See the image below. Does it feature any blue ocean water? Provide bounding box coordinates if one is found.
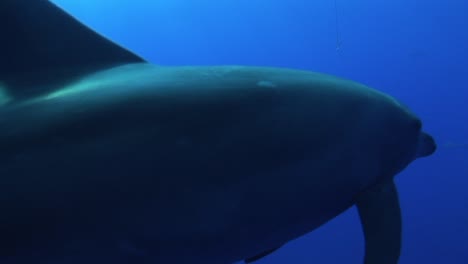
[51,0,468,263]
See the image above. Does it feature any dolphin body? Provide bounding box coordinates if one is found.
[0,1,436,263]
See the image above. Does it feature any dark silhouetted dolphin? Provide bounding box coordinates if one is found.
[0,1,436,263]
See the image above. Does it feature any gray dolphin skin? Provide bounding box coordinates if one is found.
[0,1,436,264]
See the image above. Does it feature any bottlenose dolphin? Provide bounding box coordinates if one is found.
[0,1,436,263]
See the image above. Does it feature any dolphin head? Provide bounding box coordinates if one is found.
[374,103,437,183]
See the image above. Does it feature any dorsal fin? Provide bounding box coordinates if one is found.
[0,0,145,98]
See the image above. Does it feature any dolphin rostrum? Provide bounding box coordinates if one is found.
[0,1,436,263]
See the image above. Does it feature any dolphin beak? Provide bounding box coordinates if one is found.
[416,132,436,158]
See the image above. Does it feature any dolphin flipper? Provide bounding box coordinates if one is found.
[356,181,401,264]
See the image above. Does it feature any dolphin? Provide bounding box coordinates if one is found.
[0,1,436,263]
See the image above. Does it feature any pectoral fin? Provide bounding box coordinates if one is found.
[356,180,401,264]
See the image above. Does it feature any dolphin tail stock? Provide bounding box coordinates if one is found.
[0,0,145,98]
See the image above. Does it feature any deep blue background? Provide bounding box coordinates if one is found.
[52,0,468,263]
